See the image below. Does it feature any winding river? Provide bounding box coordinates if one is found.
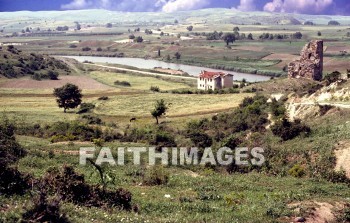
[62,56,271,82]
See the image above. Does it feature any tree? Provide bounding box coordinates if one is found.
[75,22,81,30]
[129,34,135,39]
[135,36,143,43]
[317,31,322,36]
[106,23,113,28]
[174,52,181,60]
[48,70,59,80]
[186,25,193,31]
[223,33,235,45]
[304,21,314,25]
[292,32,303,39]
[328,20,340,26]
[247,33,253,40]
[233,26,240,32]
[145,29,153,34]
[151,99,168,124]
[174,19,178,24]
[53,83,82,113]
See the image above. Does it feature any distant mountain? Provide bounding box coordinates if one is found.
[0,8,349,25]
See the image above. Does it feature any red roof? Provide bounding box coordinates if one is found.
[199,71,226,79]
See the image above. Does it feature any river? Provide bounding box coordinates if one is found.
[62,56,271,82]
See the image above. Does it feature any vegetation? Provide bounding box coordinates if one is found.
[2,8,350,223]
[151,99,168,124]
[53,83,83,113]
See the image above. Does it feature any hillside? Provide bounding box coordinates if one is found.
[0,45,71,79]
[0,8,350,31]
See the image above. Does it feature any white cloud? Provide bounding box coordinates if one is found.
[263,0,333,14]
[61,0,94,10]
[236,0,256,12]
[162,0,210,13]
[61,0,165,11]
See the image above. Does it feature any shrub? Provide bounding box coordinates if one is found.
[143,165,169,186]
[324,71,341,84]
[150,86,160,92]
[82,47,91,51]
[188,132,212,148]
[288,164,305,178]
[47,70,59,80]
[22,192,70,223]
[152,131,177,148]
[42,166,133,209]
[81,115,102,125]
[114,80,131,87]
[0,118,30,195]
[98,96,109,100]
[271,118,311,141]
[76,103,95,114]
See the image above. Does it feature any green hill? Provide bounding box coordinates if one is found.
[0,45,70,80]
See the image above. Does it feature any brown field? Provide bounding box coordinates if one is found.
[0,76,113,90]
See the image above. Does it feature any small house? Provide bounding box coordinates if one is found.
[197,71,234,90]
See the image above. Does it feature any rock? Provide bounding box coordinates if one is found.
[295,217,306,222]
[288,40,323,81]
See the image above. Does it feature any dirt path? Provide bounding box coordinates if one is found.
[87,64,197,80]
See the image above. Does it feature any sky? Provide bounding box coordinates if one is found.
[0,0,349,15]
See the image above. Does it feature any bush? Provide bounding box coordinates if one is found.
[82,47,91,51]
[81,115,103,125]
[41,166,133,210]
[143,165,169,186]
[150,86,160,92]
[152,131,177,148]
[0,118,30,195]
[288,164,305,178]
[271,118,311,141]
[98,96,109,100]
[76,103,95,114]
[22,192,70,223]
[188,132,212,148]
[114,80,131,87]
[48,70,59,80]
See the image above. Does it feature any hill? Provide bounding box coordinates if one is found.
[0,8,349,31]
[0,45,70,80]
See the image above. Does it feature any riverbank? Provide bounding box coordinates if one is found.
[60,55,271,82]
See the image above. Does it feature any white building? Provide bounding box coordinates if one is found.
[197,71,234,90]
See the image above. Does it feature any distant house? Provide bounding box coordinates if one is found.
[197,71,234,90]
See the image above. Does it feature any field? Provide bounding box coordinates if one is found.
[1,9,350,77]
[1,8,350,223]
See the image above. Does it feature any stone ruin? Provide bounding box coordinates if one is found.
[288,40,323,81]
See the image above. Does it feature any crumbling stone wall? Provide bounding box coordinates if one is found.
[288,40,323,81]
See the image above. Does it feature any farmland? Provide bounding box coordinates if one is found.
[1,8,350,223]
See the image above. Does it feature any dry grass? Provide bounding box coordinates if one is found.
[0,76,112,90]
[94,93,253,117]
[89,71,191,91]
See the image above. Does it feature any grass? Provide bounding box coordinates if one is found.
[94,93,253,118]
[1,134,347,222]
[2,10,350,222]
[89,71,192,91]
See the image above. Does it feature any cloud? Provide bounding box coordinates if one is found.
[162,0,210,13]
[263,0,333,14]
[61,0,163,11]
[61,0,94,10]
[236,0,257,12]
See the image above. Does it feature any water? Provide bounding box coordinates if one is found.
[62,56,271,82]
